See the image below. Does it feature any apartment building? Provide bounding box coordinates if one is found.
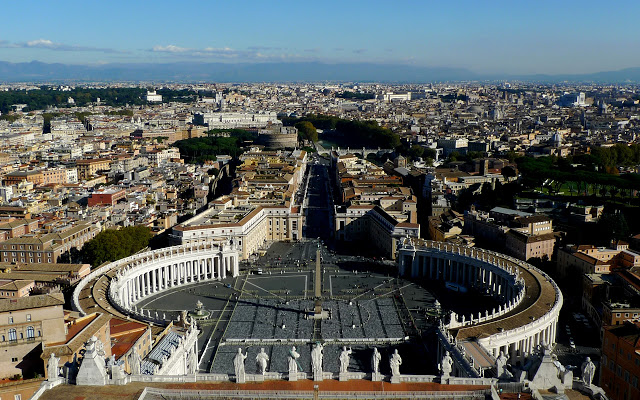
[171,203,303,259]
[0,223,99,264]
[601,320,640,400]
[0,293,66,379]
[76,158,111,180]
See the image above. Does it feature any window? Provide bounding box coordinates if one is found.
[26,326,34,340]
[8,329,16,342]
[26,314,31,322]
[11,357,18,362]
[15,394,22,400]
[8,316,13,324]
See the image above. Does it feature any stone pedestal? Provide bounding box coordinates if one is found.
[314,371,323,381]
[236,373,246,384]
[371,372,383,382]
[76,337,107,386]
[339,372,349,382]
[289,371,299,382]
[390,375,401,384]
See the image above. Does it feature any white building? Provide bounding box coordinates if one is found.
[146,91,163,103]
[65,167,78,184]
[0,186,13,202]
[193,111,279,130]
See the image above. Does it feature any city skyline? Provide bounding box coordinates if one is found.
[1,0,639,76]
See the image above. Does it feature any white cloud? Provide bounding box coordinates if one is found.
[0,38,123,53]
[26,39,55,48]
[152,45,190,53]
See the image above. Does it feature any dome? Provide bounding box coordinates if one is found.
[467,105,484,114]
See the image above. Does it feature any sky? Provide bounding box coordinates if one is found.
[0,0,639,75]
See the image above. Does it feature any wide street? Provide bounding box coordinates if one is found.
[303,154,333,242]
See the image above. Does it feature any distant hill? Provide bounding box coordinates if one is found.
[0,60,639,83]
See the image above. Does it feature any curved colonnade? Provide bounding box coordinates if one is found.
[73,241,240,320]
[398,239,563,366]
[73,237,561,378]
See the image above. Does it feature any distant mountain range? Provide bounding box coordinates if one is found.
[0,60,639,83]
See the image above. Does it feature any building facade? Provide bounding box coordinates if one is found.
[0,293,66,379]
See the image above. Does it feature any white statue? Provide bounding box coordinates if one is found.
[390,349,402,376]
[187,349,197,374]
[581,357,596,387]
[233,348,247,382]
[339,346,352,373]
[129,351,141,375]
[288,346,300,373]
[311,343,324,376]
[256,348,269,375]
[47,353,59,380]
[495,351,513,379]
[441,351,453,378]
[371,348,381,374]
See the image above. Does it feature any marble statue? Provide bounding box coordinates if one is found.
[581,357,596,387]
[256,348,269,375]
[47,353,59,380]
[233,348,247,383]
[187,348,197,374]
[440,351,453,378]
[371,348,381,374]
[389,349,402,376]
[129,351,141,375]
[339,346,352,373]
[495,351,513,379]
[96,339,105,357]
[311,342,324,376]
[288,346,300,375]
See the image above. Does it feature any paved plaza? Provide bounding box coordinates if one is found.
[136,227,519,378]
[137,239,437,375]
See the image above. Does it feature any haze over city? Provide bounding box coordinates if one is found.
[1,0,639,79]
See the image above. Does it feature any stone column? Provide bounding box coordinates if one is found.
[152,268,157,292]
[151,270,156,293]
[223,256,228,279]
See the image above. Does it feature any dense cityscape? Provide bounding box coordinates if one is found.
[1,1,640,399]
[0,81,638,400]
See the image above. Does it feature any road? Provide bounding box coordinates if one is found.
[303,154,334,242]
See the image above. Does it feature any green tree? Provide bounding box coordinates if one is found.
[408,145,425,160]
[81,226,153,267]
[596,209,630,245]
[295,121,318,142]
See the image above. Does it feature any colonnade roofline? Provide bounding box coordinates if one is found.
[72,240,240,317]
[398,238,563,365]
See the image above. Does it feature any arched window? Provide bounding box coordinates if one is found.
[26,326,34,340]
[8,329,16,341]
